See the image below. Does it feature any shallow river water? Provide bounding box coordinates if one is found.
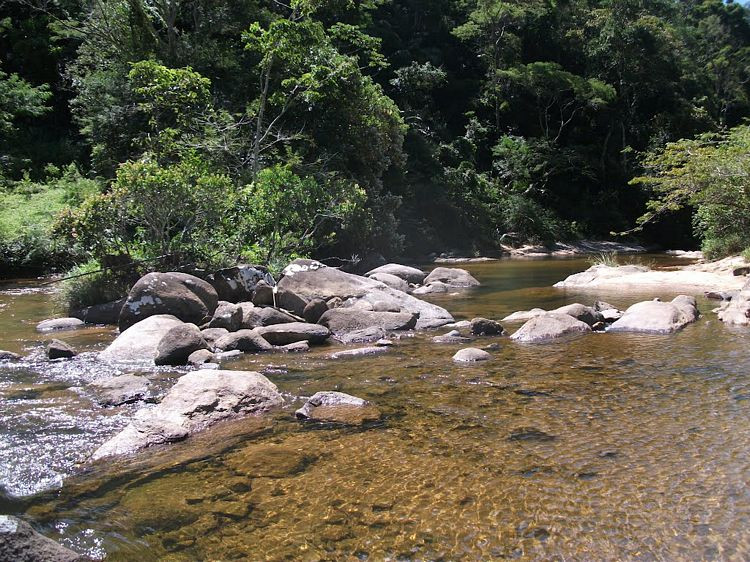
[3,257,750,560]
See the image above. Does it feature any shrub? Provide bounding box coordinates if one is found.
[56,259,131,311]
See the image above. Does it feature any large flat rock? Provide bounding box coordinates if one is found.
[92,370,283,459]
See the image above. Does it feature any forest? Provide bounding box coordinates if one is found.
[1,0,750,290]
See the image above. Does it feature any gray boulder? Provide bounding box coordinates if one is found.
[71,298,126,325]
[366,263,426,284]
[502,308,547,322]
[277,265,453,329]
[251,280,274,306]
[609,296,699,334]
[47,340,76,360]
[92,370,283,459]
[303,298,328,324]
[155,323,208,366]
[367,272,409,292]
[452,348,492,362]
[242,306,298,328]
[92,374,150,406]
[717,291,750,325]
[295,391,380,425]
[119,272,218,331]
[550,303,603,327]
[255,323,330,346]
[0,350,21,361]
[0,515,85,562]
[206,301,243,331]
[36,317,84,332]
[424,267,480,287]
[188,349,215,366]
[200,327,229,349]
[510,313,592,343]
[276,289,309,317]
[214,329,273,352]
[318,309,417,334]
[470,318,504,335]
[99,315,184,363]
[210,265,273,303]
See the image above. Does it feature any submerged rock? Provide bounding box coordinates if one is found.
[608,296,699,334]
[36,317,84,332]
[92,374,150,406]
[335,326,387,344]
[432,330,473,344]
[328,347,389,359]
[0,515,85,562]
[155,323,208,366]
[47,339,76,360]
[99,315,184,363]
[92,370,283,459]
[295,391,380,425]
[119,272,218,331]
[510,313,592,343]
[452,348,492,362]
[470,317,504,335]
[0,350,21,361]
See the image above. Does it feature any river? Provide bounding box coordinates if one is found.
[2,256,750,560]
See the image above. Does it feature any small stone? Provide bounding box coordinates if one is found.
[36,317,84,332]
[188,349,215,365]
[375,339,393,347]
[47,339,76,360]
[328,347,389,359]
[295,391,380,425]
[279,341,310,353]
[470,318,504,336]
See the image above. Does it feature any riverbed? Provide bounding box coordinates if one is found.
[3,256,750,560]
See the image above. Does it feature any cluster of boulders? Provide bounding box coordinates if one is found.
[708,277,750,326]
[87,259,469,367]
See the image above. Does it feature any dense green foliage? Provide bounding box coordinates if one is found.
[2,0,750,277]
[632,124,750,259]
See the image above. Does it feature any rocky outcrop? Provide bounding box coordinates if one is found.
[318,309,417,334]
[452,348,492,362]
[100,315,184,362]
[277,262,453,329]
[119,272,218,331]
[91,374,150,406]
[295,391,380,425]
[92,370,283,459]
[47,339,76,360]
[510,313,592,343]
[155,323,208,366]
[717,291,750,326]
[205,301,243,331]
[36,318,84,332]
[424,267,480,287]
[608,296,699,334]
[210,265,273,303]
[72,298,126,325]
[0,515,86,562]
[214,329,274,353]
[366,264,426,284]
[254,322,330,346]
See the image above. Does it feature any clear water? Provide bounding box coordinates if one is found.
[3,257,750,560]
